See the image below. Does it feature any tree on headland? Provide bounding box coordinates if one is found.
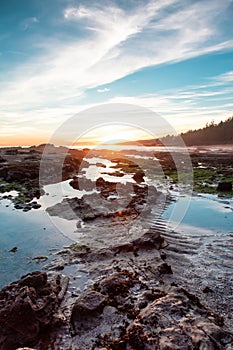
[162,116,233,146]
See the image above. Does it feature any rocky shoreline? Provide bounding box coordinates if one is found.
[0,145,233,349]
[0,145,86,211]
[0,223,232,349]
[0,145,232,211]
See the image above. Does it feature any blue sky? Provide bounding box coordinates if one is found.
[0,0,233,145]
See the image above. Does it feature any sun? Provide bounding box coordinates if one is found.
[74,125,151,145]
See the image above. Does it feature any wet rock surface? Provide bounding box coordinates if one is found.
[71,291,106,331]
[31,262,233,349]
[46,177,163,222]
[0,145,87,210]
[124,288,232,350]
[1,227,233,349]
[19,221,231,350]
[0,146,233,349]
[0,271,66,350]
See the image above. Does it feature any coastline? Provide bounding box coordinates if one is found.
[0,145,232,349]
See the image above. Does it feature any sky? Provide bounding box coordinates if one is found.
[0,0,233,146]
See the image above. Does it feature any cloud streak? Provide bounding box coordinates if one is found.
[0,0,233,142]
[97,88,110,93]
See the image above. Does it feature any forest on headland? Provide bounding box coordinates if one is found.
[163,116,233,146]
[131,116,233,146]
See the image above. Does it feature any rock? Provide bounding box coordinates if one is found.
[0,156,6,163]
[142,289,167,302]
[0,271,62,349]
[31,203,41,209]
[113,230,165,257]
[47,196,96,221]
[71,291,106,331]
[202,286,213,293]
[217,181,232,191]
[160,251,167,260]
[157,262,173,275]
[9,246,18,253]
[48,177,160,223]
[132,229,165,250]
[69,176,95,191]
[72,290,106,314]
[96,177,118,198]
[32,256,48,263]
[133,170,145,183]
[96,162,106,168]
[124,288,232,349]
[102,170,124,177]
[98,271,136,298]
[57,275,70,302]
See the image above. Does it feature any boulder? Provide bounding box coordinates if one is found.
[71,291,106,331]
[133,170,145,183]
[98,271,136,298]
[217,181,232,191]
[0,272,62,349]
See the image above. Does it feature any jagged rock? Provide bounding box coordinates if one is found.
[98,271,136,298]
[96,177,118,198]
[124,288,232,350]
[133,170,145,183]
[9,246,18,253]
[0,272,62,350]
[71,291,106,331]
[31,203,41,209]
[157,262,173,275]
[47,179,155,222]
[202,286,213,293]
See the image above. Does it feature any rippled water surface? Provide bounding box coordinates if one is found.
[162,193,233,328]
[0,199,72,288]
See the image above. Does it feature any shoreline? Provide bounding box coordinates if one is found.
[0,211,232,349]
[0,145,232,349]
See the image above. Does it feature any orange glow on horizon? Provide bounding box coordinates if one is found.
[0,135,50,147]
[0,125,154,147]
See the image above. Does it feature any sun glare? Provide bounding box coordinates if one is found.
[74,125,151,145]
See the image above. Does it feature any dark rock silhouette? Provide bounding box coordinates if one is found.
[217,181,232,191]
[0,272,62,350]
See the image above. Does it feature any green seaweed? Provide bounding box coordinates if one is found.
[0,181,23,193]
[163,166,233,195]
[68,242,87,252]
[57,249,70,255]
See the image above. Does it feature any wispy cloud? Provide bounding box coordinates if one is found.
[97,87,110,93]
[20,17,39,31]
[0,0,233,140]
[108,68,233,132]
[212,70,233,84]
